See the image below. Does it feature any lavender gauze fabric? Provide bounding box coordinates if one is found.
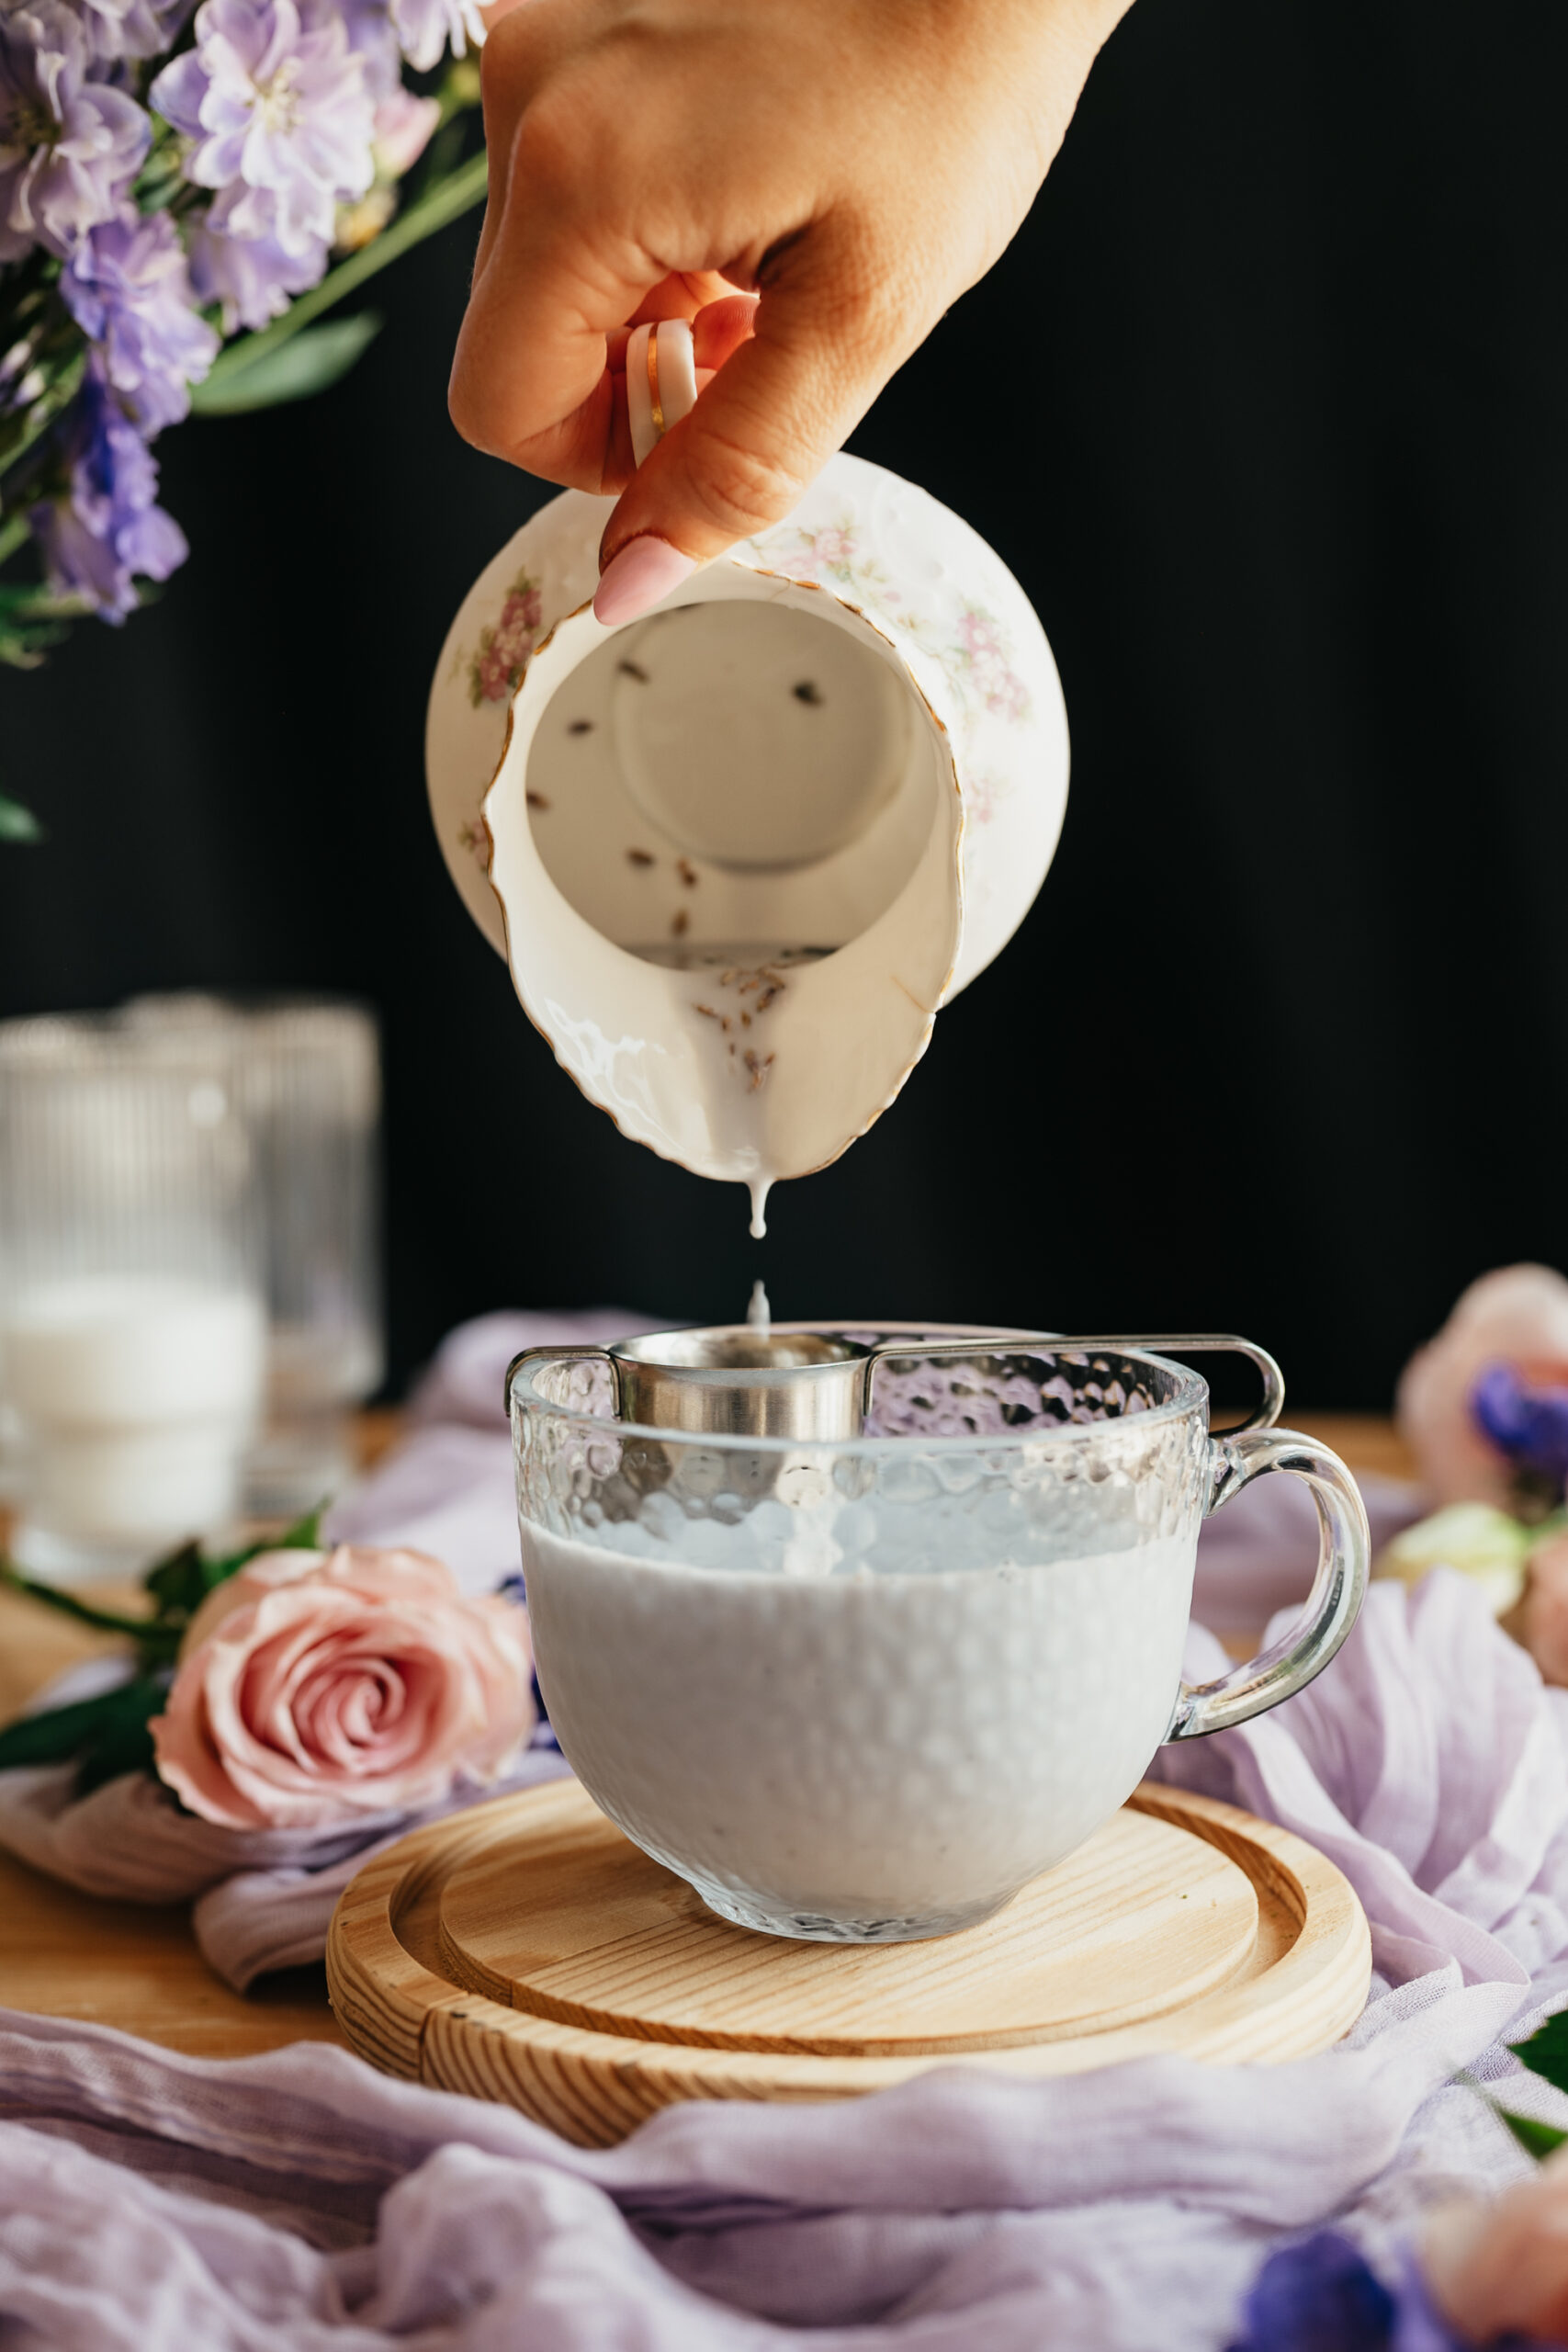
[2,1606,1566,2352]
[4,1315,1568,2345]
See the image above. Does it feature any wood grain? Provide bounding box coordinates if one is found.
[328,1778,1372,2146]
[437,1801,1261,2055]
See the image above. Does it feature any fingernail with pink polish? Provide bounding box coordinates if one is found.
[593,536,696,628]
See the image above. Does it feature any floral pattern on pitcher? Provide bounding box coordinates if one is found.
[768,521,887,597]
[961,768,1010,830]
[456,814,492,872]
[953,606,1032,725]
[759,518,1032,733]
[466,570,545,707]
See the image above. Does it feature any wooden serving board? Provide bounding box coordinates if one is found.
[327,1780,1371,2147]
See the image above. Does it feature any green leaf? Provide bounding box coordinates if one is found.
[272,1506,325,1555]
[0,792,41,841]
[194,1506,326,1594]
[0,1674,166,1779]
[139,1510,325,1632]
[0,1677,166,1794]
[1496,2107,1568,2162]
[189,311,383,415]
[0,625,69,673]
[0,565,85,671]
[0,1684,143,1770]
[141,1537,212,1620]
[74,1679,166,1796]
[1510,2013,1568,2098]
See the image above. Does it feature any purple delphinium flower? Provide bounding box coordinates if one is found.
[0,3,150,260]
[62,209,220,431]
[389,0,481,73]
[184,181,325,330]
[1229,2233,1395,2352]
[30,356,187,621]
[77,0,195,65]
[306,0,400,100]
[1228,2234,1469,2352]
[152,0,374,259]
[1472,1363,1568,1496]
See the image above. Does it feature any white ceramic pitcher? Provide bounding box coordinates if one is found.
[427,451,1070,1228]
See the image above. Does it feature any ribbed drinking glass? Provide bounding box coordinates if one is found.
[0,1013,265,1579]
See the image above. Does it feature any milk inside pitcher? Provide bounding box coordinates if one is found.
[427,453,1071,1230]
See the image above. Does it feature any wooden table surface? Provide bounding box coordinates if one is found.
[0,1410,1413,2061]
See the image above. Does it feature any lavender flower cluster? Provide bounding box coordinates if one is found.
[0,0,479,621]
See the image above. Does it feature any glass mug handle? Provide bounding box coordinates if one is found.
[1166,1428,1371,1741]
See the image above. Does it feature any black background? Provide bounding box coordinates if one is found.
[3,0,1564,1408]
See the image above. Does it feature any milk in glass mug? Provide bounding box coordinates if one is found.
[509,1336,1369,1942]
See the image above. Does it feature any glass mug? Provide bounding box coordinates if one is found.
[509,1337,1369,1943]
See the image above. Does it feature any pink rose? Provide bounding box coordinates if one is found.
[1423,2143,1568,2345]
[1397,1264,1568,1506]
[152,1545,533,1830]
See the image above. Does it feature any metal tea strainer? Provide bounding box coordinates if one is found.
[506,1327,1285,1442]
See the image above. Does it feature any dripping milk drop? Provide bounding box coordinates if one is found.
[747,1280,772,1335]
[635,944,826,1238]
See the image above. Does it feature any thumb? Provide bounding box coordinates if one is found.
[593,246,912,626]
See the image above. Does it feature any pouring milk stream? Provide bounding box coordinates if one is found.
[427,321,1069,1231]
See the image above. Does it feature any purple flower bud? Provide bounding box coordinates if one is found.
[31,356,187,622]
[1229,2233,1398,2352]
[1470,1362,1568,1491]
[62,209,220,432]
[0,2,151,261]
[1229,2234,1465,2352]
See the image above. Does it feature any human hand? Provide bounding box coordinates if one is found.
[450,0,1132,623]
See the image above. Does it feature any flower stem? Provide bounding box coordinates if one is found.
[0,1555,160,1640]
[0,343,85,502]
[199,149,489,394]
[0,514,29,567]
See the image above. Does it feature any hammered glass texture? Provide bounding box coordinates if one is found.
[512,1346,1213,1939]
[514,1345,1210,1578]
